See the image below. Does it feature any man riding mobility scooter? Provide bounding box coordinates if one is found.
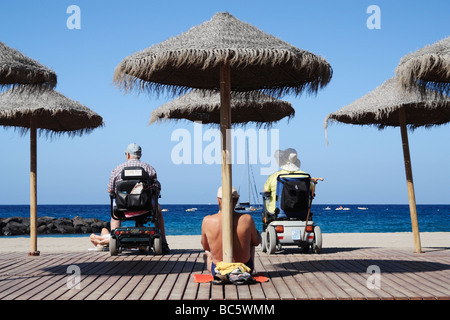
[109,166,162,256]
[261,173,323,254]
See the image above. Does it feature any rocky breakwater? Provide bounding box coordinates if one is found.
[0,216,110,236]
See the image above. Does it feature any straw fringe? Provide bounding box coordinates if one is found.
[0,65,57,89]
[0,85,104,137]
[0,41,57,88]
[113,48,332,97]
[149,90,294,128]
[395,36,450,96]
[324,77,450,145]
[113,12,332,97]
[396,53,450,95]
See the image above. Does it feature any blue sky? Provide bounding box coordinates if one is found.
[0,0,449,205]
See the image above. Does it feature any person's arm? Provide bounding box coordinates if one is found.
[249,217,261,246]
[145,164,161,191]
[107,168,117,194]
[201,217,210,251]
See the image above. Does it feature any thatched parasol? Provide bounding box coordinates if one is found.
[149,90,294,127]
[114,12,332,262]
[0,41,57,89]
[325,77,450,253]
[0,85,103,255]
[113,12,332,97]
[395,36,450,96]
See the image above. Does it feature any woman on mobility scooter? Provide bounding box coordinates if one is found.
[262,148,323,254]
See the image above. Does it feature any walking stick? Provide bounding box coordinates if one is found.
[302,177,323,241]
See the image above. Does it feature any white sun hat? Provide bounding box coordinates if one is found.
[274,148,301,171]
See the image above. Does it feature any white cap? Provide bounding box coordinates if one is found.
[217,186,239,199]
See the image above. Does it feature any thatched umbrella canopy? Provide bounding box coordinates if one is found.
[113,12,332,97]
[0,86,103,255]
[149,90,294,127]
[325,77,450,253]
[0,41,57,89]
[395,36,450,96]
[114,12,332,263]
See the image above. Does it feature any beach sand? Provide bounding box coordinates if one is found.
[0,232,448,253]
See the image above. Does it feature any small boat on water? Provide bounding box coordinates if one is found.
[162,208,168,212]
[185,208,197,212]
[335,206,350,211]
[357,207,368,210]
[324,206,331,210]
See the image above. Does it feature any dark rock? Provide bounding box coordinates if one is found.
[0,216,109,236]
[2,221,28,236]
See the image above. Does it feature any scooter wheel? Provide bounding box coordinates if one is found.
[261,231,267,253]
[266,226,277,254]
[110,237,119,256]
[153,237,162,255]
[313,226,322,254]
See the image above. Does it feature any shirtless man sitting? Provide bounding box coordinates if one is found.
[201,186,261,276]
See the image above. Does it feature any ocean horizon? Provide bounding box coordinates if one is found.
[1,204,449,236]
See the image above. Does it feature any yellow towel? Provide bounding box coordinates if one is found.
[215,261,251,275]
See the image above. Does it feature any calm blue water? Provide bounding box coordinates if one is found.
[0,204,449,235]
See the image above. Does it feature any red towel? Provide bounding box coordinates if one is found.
[193,274,214,283]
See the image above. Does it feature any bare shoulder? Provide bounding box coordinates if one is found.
[236,212,255,224]
[202,212,219,224]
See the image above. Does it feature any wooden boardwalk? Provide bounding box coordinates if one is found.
[0,247,449,301]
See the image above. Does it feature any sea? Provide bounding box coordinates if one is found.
[0,204,449,236]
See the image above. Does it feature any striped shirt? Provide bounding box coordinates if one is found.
[107,159,160,193]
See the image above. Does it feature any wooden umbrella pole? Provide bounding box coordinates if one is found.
[398,107,422,253]
[29,117,39,256]
[220,62,233,263]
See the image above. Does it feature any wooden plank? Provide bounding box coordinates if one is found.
[182,252,204,300]
[81,254,140,300]
[140,253,178,300]
[330,259,383,300]
[375,258,448,299]
[168,251,200,300]
[22,252,110,300]
[154,252,189,300]
[0,252,93,300]
[104,255,152,300]
[0,248,449,301]
[253,253,279,299]
[195,254,211,301]
[343,258,394,300]
[51,253,120,300]
[270,254,312,300]
[48,253,122,300]
[123,254,165,300]
[396,258,450,296]
[304,258,352,300]
[283,255,325,300]
[248,282,266,300]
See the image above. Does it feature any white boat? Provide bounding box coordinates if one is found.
[185,208,198,212]
[335,206,350,211]
[357,207,368,210]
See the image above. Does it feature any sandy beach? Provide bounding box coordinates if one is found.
[0,232,448,253]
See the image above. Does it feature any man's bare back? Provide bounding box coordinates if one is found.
[201,210,261,265]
